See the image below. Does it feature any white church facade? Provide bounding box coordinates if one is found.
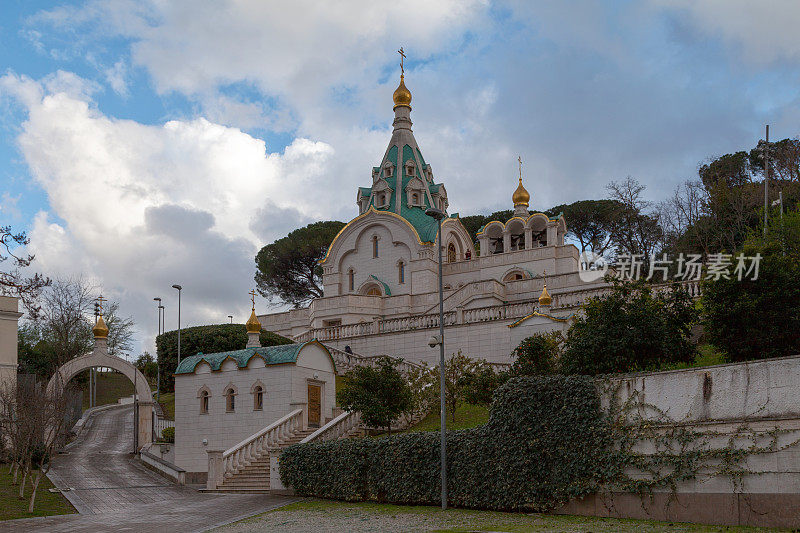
[260,73,609,365]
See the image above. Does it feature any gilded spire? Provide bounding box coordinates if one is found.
[93,314,109,338]
[393,74,412,109]
[393,47,412,109]
[539,270,552,307]
[246,289,261,334]
[513,156,530,207]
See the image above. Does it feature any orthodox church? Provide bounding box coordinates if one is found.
[261,72,606,365]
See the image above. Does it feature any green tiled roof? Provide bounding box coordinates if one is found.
[174,341,330,375]
[369,274,392,296]
[358,187,372,197]
[401,206,439,243]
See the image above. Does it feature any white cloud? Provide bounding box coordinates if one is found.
[104,59,129,97]
[0,192,22,220]
[654,0,800,66]
[1,71,336,351]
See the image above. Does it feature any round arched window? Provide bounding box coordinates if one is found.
[253,386,263,411]
[225,388,235,412]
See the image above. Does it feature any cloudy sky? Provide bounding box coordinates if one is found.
[2,0,800,354]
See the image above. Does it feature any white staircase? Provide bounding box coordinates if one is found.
[206,409,364,493]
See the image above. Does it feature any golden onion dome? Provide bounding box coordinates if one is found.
[538,284,552,307]
[393,74,412,108]
[92,315,109,338]
[246,309,262,334]
[513,177,530,207]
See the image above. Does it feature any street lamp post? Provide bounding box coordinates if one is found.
[425,206,447,511]
[153,297,162,403]
[172,285,182,365]
[228,315,233,324]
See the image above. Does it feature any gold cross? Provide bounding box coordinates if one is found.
[518,156,523,182]
[96,295,107,313]
[249,289,257,310]
[398,47,406,74]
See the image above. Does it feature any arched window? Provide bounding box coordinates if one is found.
[412,192,419,205]
[372,235,379,258]
[200,390,210,414]
[366,286,381,296]
[225,387,236,413]
[398,261,405,284]
[447,243,457,263]
[253,385,264,411]
[504,271,524,282]
[348,269,354,292]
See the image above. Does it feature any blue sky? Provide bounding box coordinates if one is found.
[1,0,799,354]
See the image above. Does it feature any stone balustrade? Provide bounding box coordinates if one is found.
[299,410,363,444]
[206,408,303,490]
[327,345,425,375]
[294,280,701,344]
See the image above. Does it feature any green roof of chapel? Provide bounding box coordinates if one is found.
[174,342,318,375]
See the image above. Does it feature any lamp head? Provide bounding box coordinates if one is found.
[172,284,182,290]
[153,297,161,302]
[425,208,446,221]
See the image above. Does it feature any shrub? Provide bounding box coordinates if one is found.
[337,357,412,433]
[280,375,613,511]
[458,363,509,407]
[702,210,800,361]
[406,352,491,423]
[510,332,562,376]
[560,279,697,375]
[156,324,291,390]
[160,426,175,443]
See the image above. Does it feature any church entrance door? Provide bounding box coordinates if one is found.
[307,384,321,428]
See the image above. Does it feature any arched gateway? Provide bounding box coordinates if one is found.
[47,316,154,448]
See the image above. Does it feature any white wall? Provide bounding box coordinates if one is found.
[606,355,800,424]
[0,296,21,389]
[174,345,337,474]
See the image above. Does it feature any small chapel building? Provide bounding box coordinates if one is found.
[172,308,336,476]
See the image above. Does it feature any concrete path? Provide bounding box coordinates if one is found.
[3,405,299,532]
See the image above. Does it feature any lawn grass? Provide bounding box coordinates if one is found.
[405,403,489,433]
[157,391,175,419]
[80,370,135,411]
[0,465,75,521]
[222,498,773,532]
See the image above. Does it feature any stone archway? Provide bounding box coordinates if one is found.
[48,348,154,448]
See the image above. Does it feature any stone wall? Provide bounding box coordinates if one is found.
[321,312,570,366]
[0,296,21,389]
[559,356,800,528]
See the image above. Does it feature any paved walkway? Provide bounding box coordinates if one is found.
[4,405,298,532]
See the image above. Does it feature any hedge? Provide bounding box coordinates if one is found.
[279,375,614,511]
[156,324,291,390]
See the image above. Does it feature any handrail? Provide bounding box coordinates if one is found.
[299,410,362,444]
[223,408,302,457]
[326,345,425,375]
[216,408,303,482]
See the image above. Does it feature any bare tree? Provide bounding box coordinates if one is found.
[606,177,664,259]
[36,278,95,370]
[658,180,714,257]
[0,375,72,512]
[0,226,51,319]
[21,278,137,376]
